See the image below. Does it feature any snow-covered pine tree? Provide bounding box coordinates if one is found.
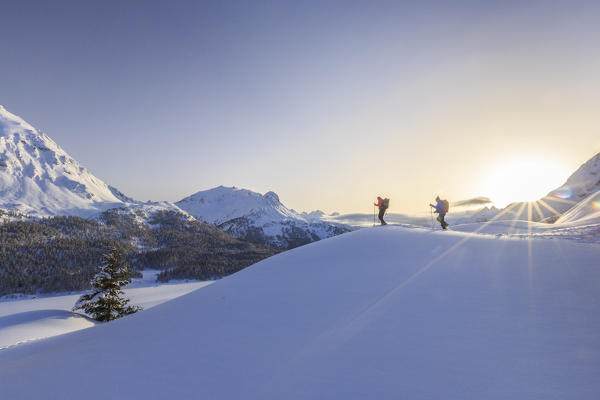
[73,247,142,322]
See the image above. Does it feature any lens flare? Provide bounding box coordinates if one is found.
[553,186,573,199]
[593,200,600,210]
[480,157,570,208]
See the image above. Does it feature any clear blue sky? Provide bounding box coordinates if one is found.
[2,0,599,213]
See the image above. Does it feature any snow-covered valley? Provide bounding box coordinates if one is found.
[0,271,211,350]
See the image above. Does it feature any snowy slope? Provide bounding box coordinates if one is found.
[0,272,211,349]
[1,226,599,399]
[548,152,600,203]
[556,190,600,225]
[530,151,600,219]
[177,186,351,248]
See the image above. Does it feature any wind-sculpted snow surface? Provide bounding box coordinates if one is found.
[1,226,599,399]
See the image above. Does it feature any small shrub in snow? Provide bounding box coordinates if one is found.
[73,248,142,322]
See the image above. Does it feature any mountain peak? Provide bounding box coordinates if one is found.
[546,151,600,204]
[263,191,280,204]
[0,106,125,215]
[0,105,39,135]
[176,186,294,225]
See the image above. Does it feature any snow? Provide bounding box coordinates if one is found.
[0,105,123,216]
[1,225,599,399]
[549,152,600,203]
[330,152,600,227]
[534,151,600,217]
[0,105,191,219]
[327,206,519,229]
[0,271,212,349]
[0,310,96,350]
[557,190,600,225]
[176,185,307,225]
[176,185,351,247]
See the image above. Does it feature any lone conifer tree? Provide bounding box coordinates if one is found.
[73,247,142,322]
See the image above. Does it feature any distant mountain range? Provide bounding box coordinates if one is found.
[3,104,599,231]
[0,105,351,248]
[1,105,599,295]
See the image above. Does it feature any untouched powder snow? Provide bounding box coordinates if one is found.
[1,226,599,399]
[0,310,96,350]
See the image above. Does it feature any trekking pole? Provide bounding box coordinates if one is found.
[430,207,434,230]
[373,205,376,227]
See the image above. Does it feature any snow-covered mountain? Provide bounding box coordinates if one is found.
[556,189,600,225]
[1,226,598,399]
[176,186,297,225]
[504,151,600,222]
[0,105,192,220]
[453,151,600,224]
[542,151,600,214]
[0,105,124,216]
[176,186,352,248]
[549,152,600,202]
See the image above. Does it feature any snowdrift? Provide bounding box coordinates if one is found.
[1,227,599,399]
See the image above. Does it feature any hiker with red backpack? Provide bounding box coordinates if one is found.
[374,196,389,225]
[430,196,449,230]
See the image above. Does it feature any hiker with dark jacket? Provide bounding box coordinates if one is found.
[430,196,449,229]
[374,196,389,225]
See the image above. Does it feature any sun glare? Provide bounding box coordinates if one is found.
[481,157,569,208]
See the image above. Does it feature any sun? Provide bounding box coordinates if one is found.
[480,156,569,208]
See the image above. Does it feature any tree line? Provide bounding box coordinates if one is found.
[0,208,277,296]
